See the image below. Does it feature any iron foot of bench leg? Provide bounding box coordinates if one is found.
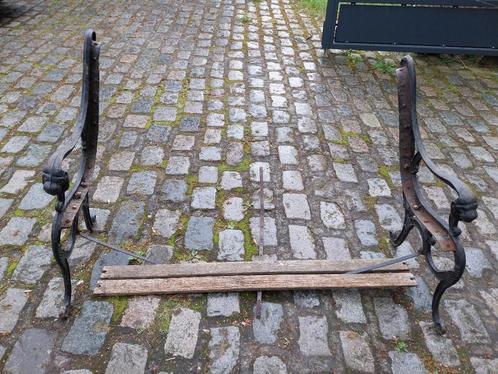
[60,258,72,319]
[431,278,452,334]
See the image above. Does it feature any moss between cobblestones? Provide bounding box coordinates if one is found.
[378,165,395,189]
[365,195,378,212]
[12,208,25,217]
[5,257,19,278]
[186,174,197,196]
[110,296,128,324]
[378,234,392,257]
[239,217,258,261]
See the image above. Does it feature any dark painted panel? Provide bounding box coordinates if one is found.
[335,5,498,49]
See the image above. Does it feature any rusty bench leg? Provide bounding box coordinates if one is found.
[394,55,478,333]
[42,30,100,317]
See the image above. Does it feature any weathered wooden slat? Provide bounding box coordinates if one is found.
[101,259,411,280]
[94,273,416,296]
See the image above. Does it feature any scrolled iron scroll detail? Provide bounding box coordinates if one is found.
[42,29,100,317]
[391,55,478,332]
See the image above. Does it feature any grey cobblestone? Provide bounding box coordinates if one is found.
[253,302,283,344]
[339,331,375,373]
[0,288,28,334]
[153,209,180,238]
[207,293,240,317]
[0,217,36,246]
[36,277,76,318]
[105,343,148,374]
[208,326,240,374]
[164,308,200,359]
[218,229,244,261]
[4,328,56,374]
[374,297,410,340]
[253,356,287,374]
[62,301,113,355]
[298,315,331,356]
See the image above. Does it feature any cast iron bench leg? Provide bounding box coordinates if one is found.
[42,29,100,317]
[393,55,478,332]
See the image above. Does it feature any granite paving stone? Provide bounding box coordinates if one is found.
[0,288,29,334]
[207,293,240,317]
[0,217,36,246]
[0,257,8,281]
[62,301,113,355]
[253,356,287,374]
[333,290,367,323]
[282,193,311,220]
[471,357,498,374]
[4,328,56,374]
[165,156,190,175]
[161,179,187,202]
[153,209,180,238]
[339,331,375,373]
[0,169,35,194]
[249,217,278,246]
[374,297,411,340]
[253,302,283,344]
[289,225,316,259]
[120,296,160,329]
[320,201,346,229]
[298,316,332,356]
[218,229,244,261]
[185,217,214,250]
[36,277,77,318]
[191,187,216,209]
[105,343,148,374]
[294,291,320,308]
[146,244,173,264]
[389,351,426,374]
[445,299,490,343]
[126,171,157,195]
[93,176,124,203]
[164,308,201,359]
[109,201,144,242]
[208,326,240,373]
[220,171,242,190]
[12,245,52,284]
[223,197,244,221]
[199,166,218,184]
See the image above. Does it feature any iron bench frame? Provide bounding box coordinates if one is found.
[43,30,478,332]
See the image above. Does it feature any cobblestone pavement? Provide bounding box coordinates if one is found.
[0,0,497,373]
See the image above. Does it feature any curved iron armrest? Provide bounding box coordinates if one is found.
[42,29,100,317]
[393,55,478,332]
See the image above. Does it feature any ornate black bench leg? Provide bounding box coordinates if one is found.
[393,56,478,332]
[42,30,100,317]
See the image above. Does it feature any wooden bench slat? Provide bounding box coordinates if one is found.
[101,259,411,280]
[94,273,417,296]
